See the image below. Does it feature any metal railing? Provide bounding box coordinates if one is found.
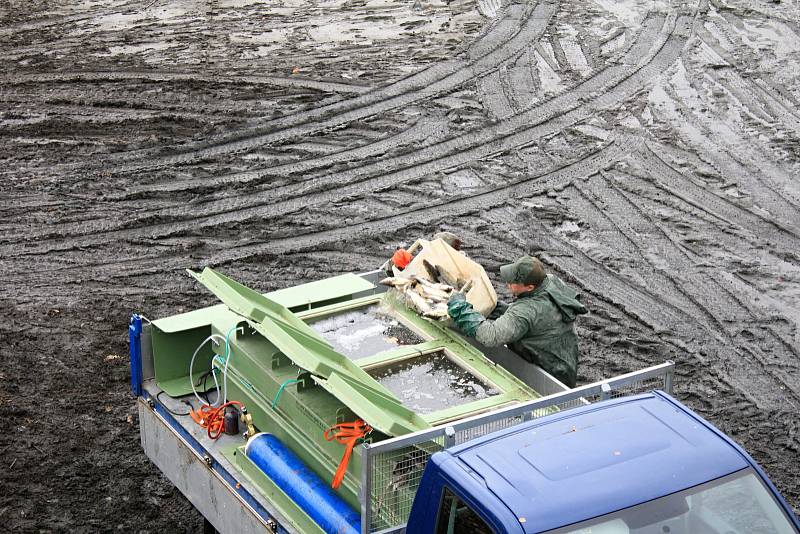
[359,361,675,533]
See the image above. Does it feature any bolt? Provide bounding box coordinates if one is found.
[203,455,213,467]
[266,518,278,533]
[146,398,155,409]
[242,431,249,440]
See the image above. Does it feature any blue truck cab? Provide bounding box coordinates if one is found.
[408,391,800,533]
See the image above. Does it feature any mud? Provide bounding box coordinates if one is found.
[1,0,798,531]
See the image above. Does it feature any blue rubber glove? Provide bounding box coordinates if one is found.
[447,293,485,337]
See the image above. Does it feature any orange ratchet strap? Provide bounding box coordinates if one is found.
[324,419,372,489]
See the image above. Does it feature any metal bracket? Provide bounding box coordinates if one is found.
[336,407,357,425]
[444,426,456,448]
[270,352,291,370]
[296,372,315,392]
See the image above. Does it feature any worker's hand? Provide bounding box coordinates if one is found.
[447,295,484,337]
[448,291,466,305]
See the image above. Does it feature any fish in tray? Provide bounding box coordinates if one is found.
[380,266,474,320]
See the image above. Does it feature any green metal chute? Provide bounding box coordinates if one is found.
[188,267,431,436]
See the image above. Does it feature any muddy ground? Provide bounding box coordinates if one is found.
[1,0,799,531]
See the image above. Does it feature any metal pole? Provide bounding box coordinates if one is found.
[664,360,675,394]
[444,426,456,449]
[360,443,372,534]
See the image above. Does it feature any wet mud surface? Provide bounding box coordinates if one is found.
[1,0,799,531]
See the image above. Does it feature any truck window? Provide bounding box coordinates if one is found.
[546,469,797,534]
[435,487,495,534]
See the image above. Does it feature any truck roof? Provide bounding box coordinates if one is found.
[439,391,750,533]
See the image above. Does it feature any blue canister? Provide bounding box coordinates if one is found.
[245,433,360,534]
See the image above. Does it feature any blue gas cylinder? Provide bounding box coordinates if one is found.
[245,433,361,534]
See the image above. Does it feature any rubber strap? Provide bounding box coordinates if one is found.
[323,419,372,489]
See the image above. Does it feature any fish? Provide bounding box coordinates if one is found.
[423,304,449,319]
[410,275,453,293]
[460,279,474,294]
[415,283,451,301]
[434,264,459,287]
[422,259,441,283]
[380,276,414,289]
[405,290,432,314]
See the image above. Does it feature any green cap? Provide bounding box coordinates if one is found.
[500,255,546,286]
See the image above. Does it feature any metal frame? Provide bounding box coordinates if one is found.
[138,396,286,534]
[359,361,675,534]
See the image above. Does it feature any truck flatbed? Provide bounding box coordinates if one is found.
[131,269,683,533]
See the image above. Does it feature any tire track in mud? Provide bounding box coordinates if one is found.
[0,103,232,125]
[674,66,800,210]
[143,11,671,198]
[570,176,725,327]
[573,173,800,405]
[122,117,452,196]
[91,1,559,171]
[701,8,800,133]
[479,69,519,120]
[0,71,371,96]
[0,137,642,282]
[649,63,800,227]
[6,11,690,250]
[0,91,261,119]
[115,10,666,199]
[694,24,800,136]
[0,2,141,38]
[637,143,800,244]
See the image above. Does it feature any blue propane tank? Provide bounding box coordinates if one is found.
[245,433,360,534]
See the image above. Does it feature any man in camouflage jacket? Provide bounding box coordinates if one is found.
[448,255,588,387]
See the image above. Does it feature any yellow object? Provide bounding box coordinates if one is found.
[402,238,497,317]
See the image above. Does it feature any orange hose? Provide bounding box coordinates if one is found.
[324,419,372,489]
[190,401,244,440]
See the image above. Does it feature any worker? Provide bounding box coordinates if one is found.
[447,255,587,387]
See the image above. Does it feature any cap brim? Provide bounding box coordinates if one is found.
[499,263,515,283]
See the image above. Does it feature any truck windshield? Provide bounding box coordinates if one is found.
[436,487,494,534]
[547,469,797,534]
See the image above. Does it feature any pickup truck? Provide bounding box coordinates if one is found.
[130,267,799,534]
[407,390,800,533]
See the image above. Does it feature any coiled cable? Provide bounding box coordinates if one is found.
[189,334,225,407]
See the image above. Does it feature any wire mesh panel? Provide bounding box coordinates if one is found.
[608,375,667,398]
[361,362,675,533]
[366,437,444,533]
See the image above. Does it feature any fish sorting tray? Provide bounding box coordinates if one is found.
[368,350,500,414]
[308,304,423,360]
